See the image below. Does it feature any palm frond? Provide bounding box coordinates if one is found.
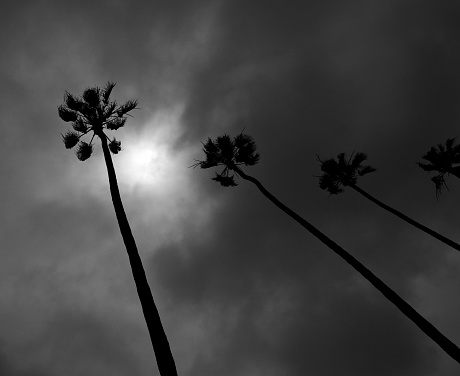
[82,87,101,107]
[201,138,221,168]
[318,175,343,195]
[76,141,93,161]
[64,92,85,113]
[320,158,339,174]
[72,118,88,133]
[234,133,260,165]
[245,152,260,166]
[109,138,122,154]
[351,152,368,168]
[358,165,376,176]
[417,162,439,172]
[106,118,126,130]
[328,185,344,195]
[103,82,116,104]
[79,102,96,120]
[104,102,117,117]
[337,153,347,168]
[58,105,78,122]
[212,173,238,187]
[446,138,455,150]
[117,99,138,117]
[62,131,80,149]
[216,135,234,162]
[432,176,448,199]
[198,160,218,169]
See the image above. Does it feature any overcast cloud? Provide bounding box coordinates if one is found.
[1,1,460,375]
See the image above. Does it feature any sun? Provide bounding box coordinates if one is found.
[107,106,189,198]
[116,139,169,191]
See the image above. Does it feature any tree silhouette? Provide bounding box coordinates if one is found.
[418,138,460,198]
[317,152,460,253]
[59,83,178,376]
[193,132,460,365]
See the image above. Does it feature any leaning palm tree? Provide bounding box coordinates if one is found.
[418,137,460,198]
[58,83,178,376]
[193,132,460,364]
[316,152,460,253]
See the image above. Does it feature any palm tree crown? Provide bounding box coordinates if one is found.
[58,82,138,160]
[192,132,260,186]
[418,138,460,197]
[317,152,376,195]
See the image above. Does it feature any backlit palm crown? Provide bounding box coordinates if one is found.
[418,138,460,197]
[317,152,376,195]
[193,132,260,187]
[58,82,138,161]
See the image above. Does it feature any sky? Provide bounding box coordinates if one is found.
[1,0,460,375]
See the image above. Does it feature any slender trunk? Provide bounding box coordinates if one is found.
[350,184,460,253]
[234,166,460,365]
[99,135,178,376]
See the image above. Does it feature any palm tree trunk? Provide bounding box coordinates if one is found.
[99,135,178,376]
[234,166,460,365]
[350,184,460,253]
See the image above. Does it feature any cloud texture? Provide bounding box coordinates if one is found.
[1,0,460,375]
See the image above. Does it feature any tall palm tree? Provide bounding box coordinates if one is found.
[58,83,178,376]
[193,132,460,365]
[317,152,460,253]
[418,138,460,198]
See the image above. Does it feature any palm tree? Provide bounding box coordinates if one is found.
[58,83,178,376]
[317,152,460,253]
[193,132,460,364]
[418,138,460,198]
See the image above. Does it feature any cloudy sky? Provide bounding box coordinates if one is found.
[2,0,460,375]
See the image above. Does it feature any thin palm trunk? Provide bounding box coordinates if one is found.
[234,166,460,365]
[350,184,460,253]
[100,135,178,376]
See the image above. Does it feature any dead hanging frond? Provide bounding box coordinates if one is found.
[76,141,93,161]
[432,175,449,200]
[62,131,80,149]
[109,138,122,154]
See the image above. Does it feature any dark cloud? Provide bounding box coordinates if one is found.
[1,0,460,375]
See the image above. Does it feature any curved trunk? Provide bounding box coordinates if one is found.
[99,135,178,376]
[350,184,460,253]
[234,166,460,365]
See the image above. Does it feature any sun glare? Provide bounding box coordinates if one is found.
[122,144,162,184]
[116,137,171,193]
[114,107,187,196]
